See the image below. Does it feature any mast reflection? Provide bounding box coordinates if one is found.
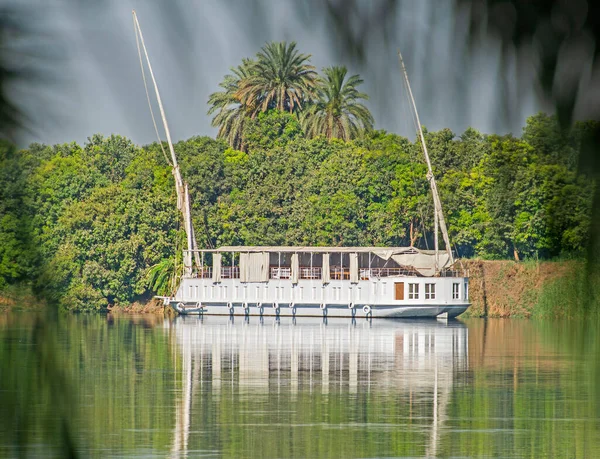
[167,316,468,457]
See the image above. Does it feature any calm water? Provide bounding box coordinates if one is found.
[1,314,599,458]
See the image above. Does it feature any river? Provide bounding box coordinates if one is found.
[1,313,599,458]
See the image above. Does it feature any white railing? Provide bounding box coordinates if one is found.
[220,266,240,279]
[300,267,321,279]
[270,267,291,279]
[198,268,212,279]
[330,268,350,280]
[440,269,469,278]
[359,268,418,279]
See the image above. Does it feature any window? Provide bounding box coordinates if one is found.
[408,283,419,299]
[465,281,469,300]
[452,283,460,300]
[425,283,436,300]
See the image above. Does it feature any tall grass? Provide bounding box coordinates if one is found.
[534,265,600,318]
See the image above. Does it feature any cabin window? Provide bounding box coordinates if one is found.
[395,282,405,300]
[408,283,419,299]
[452,283,460,300]
[425,283,436,300]
[464,282,469,300]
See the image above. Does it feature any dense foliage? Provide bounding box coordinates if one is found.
[0,112,595,311]
[208,41,373,149]
[300,65,374,141]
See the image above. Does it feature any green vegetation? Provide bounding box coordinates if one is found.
[534,265,600,318]
[3,314,599,457]
[0,111,595,313]
[300,65,373,140]
[209,41,372,149]
[0,314,178,456]
[461,259,597,319]
[0,40,596,313]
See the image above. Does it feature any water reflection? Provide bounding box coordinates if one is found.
[2,315,599,457]
[167,316,468,457]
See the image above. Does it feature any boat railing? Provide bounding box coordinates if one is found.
[360,268,418,278]
[270,267,324,280]
[191,264,468,281]
[270,267,291,279]
[300,267,321,279]
[330,267,350,280]
[197,267,212,279]
[192,267,240,279]
[440,269,469,278]
[221,266,240,279]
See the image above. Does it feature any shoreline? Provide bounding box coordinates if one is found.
[0,259,592,318]
[106,298,166,315]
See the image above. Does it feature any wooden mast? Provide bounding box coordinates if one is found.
[398,51,454,269]
[133,10,199,274]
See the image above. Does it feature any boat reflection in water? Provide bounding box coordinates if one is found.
[167,316,468,457]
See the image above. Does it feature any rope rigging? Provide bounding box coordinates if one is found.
[133,16,171,167]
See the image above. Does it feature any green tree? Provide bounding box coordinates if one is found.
[478,135,533,259]
[177,136,229,249]
[236,41,318,115]
[0,142,35,288]
[521,112,579,169]
[301,65,373,141]
[207,59,255,150]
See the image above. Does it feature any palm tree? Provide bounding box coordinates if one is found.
[207,59,255,150]
[236,41,318,115]
[301,65,374,141]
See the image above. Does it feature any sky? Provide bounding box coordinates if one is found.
[8,0,552,147]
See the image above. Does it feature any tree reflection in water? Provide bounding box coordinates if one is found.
[1,315,599,457]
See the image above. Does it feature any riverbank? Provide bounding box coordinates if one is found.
[103,259,596,319]
[463,258,595,318]
[106,298,166,315]
[1,259,594,318]
[0,286,47,313]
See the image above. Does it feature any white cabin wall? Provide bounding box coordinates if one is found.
[176,276,469,305]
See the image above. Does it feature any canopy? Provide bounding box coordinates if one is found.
[207,246,451,277]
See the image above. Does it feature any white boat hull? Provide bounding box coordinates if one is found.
[170,301,469,319]
[167,274,470,319]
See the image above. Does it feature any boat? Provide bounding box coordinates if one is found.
[132,12,470,319]
[169,246,469,318]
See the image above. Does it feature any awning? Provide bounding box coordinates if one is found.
[209,246,451,277]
